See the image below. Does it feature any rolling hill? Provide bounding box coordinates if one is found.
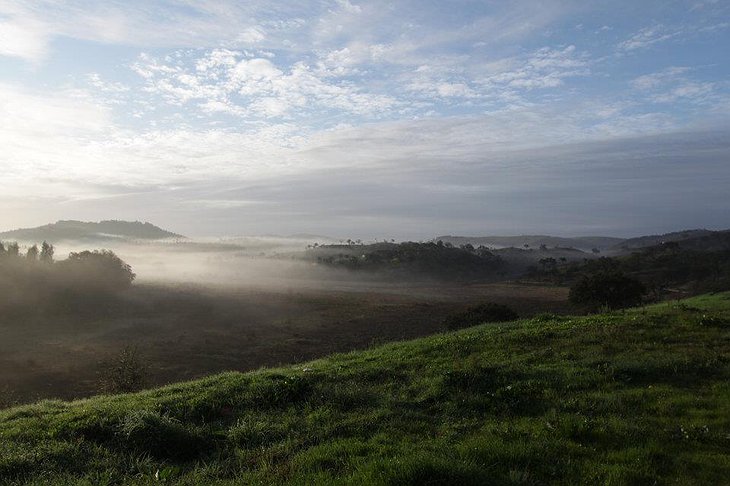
[1,293,728,485]
[434,235,624,252]
[0,220,184,242]
[609,229,716,251]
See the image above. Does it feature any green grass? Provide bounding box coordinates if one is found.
[1,293,729,485]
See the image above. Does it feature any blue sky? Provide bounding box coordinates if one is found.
[0,0,728,238]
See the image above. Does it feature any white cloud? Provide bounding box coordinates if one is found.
[133,51,399,118]
[475,46,589,100]
[618,25,680,51]
[87,73,130,93]
[0,13,49,62]
[631,67,717,105]
[334,0,362,14]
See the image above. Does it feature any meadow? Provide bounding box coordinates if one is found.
[1,292,727,485]
[0,281,569,404]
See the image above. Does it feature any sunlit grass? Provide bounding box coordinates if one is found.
[1,292,728,484]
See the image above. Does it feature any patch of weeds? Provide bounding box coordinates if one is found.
[673,303,702,312]
[117,409,211,460]
[442,365,513,395]
[698,314,729,328]
[360,451,493,486]
[249,374,311,408]
[0,386,19,410]
[227,419,287,448]
[531,313,568,324]
[444,303,519,331]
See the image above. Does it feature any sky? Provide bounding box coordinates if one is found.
[0,0,729,239]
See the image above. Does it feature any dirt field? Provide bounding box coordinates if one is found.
[0,281,570,405]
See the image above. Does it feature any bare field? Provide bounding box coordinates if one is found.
[0,280,570,405]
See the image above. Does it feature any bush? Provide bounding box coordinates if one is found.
[98,346,149,394]
[569,271,646,310]
[444,303,519,330]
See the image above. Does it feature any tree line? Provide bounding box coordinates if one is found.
[0,241,136,315]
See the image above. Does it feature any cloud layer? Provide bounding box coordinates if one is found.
[0,0,729,237]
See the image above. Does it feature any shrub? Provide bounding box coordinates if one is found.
[444,303,519,330]
[98,346,149,394]
[569,271,646,310]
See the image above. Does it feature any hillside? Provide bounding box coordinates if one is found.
[532,231,730,294]
[302,241,505,280]
[610,229,716,252]
[0,220,184,242]
[1,293,728,485]
[435,235,623,251]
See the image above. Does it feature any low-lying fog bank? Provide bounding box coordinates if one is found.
[29,237,500,293]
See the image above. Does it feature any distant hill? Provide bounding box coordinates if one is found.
[434,235,623,251]
[662,230,730,252]
[610,229,716,252]
[303,241,504,280]
[0,220,184,242]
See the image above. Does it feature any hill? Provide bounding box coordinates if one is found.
[0,220,184,242]
[655,229,730,252]
[1,293,728,484]
[302,241,505,280]
[531,230,730,294]
[610,229,716,252]
[435,235,623,252]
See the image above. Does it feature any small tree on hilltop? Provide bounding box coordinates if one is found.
[569,271,646,310]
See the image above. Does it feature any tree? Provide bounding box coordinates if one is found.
[26,244,39,261]
[569,271,646,310]
[98,346,149,393]
[40,241,54,264]
[592,248,601,254]
[6,242,19,257]
[538,257,558,273]
[61,250,136,291]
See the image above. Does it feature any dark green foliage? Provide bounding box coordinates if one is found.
[0,293,729,484]
[444,302,519,330]
[0,243,135,315]
[569,271,646,310]
[307,241,503,280]
[599,244,730,293]
[530,232,730,294]
[59,250,136,292]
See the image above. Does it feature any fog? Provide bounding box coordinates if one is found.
[29,237,430,294]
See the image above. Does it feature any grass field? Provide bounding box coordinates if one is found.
[0,281,570,404]
[1,293,728,485]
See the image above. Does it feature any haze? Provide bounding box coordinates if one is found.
[1,1,729,239]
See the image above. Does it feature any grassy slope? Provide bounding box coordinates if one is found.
[1,294,729,485]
